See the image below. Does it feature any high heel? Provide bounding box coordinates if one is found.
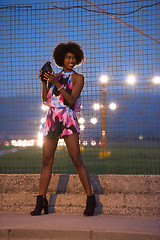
[83,194,96,216]
[30,195,48,216]
[43,196,48,214]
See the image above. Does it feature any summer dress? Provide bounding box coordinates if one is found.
[40,70,81,138]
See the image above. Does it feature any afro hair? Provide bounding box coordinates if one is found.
[53,42,85,67]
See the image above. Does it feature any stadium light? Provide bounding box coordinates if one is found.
[80,124,85,131]
[90,117,98,124]
[100,75,109,85]
[40,117,45,124]
[109,102,117,111]
[126,74,136,85]
[93,103,101,111]
[41,104,49,111]
[152,76,160,84]
[99,74,111,158]
[37,132,43,147]
[78,117,85,125]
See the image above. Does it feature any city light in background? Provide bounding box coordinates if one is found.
[11,139,35,147]
[83,141,88,146]
[91,140,96,147]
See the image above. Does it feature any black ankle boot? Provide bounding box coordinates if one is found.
[83,195,96,216]
[30,195,48,216]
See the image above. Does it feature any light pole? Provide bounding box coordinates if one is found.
[78,117,85,152]
[99,75,111,158]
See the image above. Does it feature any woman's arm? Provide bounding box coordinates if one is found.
[41,82,48,102]
[44,72,84,106]
[57,73,84,106]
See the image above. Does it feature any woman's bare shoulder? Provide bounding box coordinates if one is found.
[72,72,84,87]
[72,72,84,80]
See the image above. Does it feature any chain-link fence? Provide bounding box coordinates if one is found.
[0,0,160,174]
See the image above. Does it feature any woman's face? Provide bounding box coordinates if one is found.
[63,52,76,71]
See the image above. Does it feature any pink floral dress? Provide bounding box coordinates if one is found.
[40,70,81,138]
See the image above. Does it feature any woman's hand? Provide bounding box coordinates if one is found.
[44,71,57,85]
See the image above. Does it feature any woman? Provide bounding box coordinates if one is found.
[30,42,96,216]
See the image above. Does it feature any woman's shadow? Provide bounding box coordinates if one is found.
[48,174,103,215]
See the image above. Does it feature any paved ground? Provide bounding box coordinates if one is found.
[0,213,160,240]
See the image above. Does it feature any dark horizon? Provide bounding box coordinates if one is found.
[0,93,160,140]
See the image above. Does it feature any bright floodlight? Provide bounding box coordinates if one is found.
[109,102,117,111]
[100,75,108,84]
[41,104,49,111]
[93,103,100,110]
[78,117,85,125]
[90,117,98,124]
[152,76,160,84]
[58,139,66,146]
[37,132,43,147]
[40,117,45,124]
[126,74,136,85]
[80,124,85,131]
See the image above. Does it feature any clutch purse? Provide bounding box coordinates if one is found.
[41,61,53,83]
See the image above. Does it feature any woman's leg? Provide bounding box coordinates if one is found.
[64,133,93,196]
[39,136,58,196]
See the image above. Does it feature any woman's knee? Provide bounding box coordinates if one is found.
[42,154,54,167]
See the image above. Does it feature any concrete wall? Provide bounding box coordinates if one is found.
[0,174,160,216]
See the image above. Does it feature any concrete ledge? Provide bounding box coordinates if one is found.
[1,229,91,240]
[1,229,160,240]
[0,213,160,240]
[0,174,160,216]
